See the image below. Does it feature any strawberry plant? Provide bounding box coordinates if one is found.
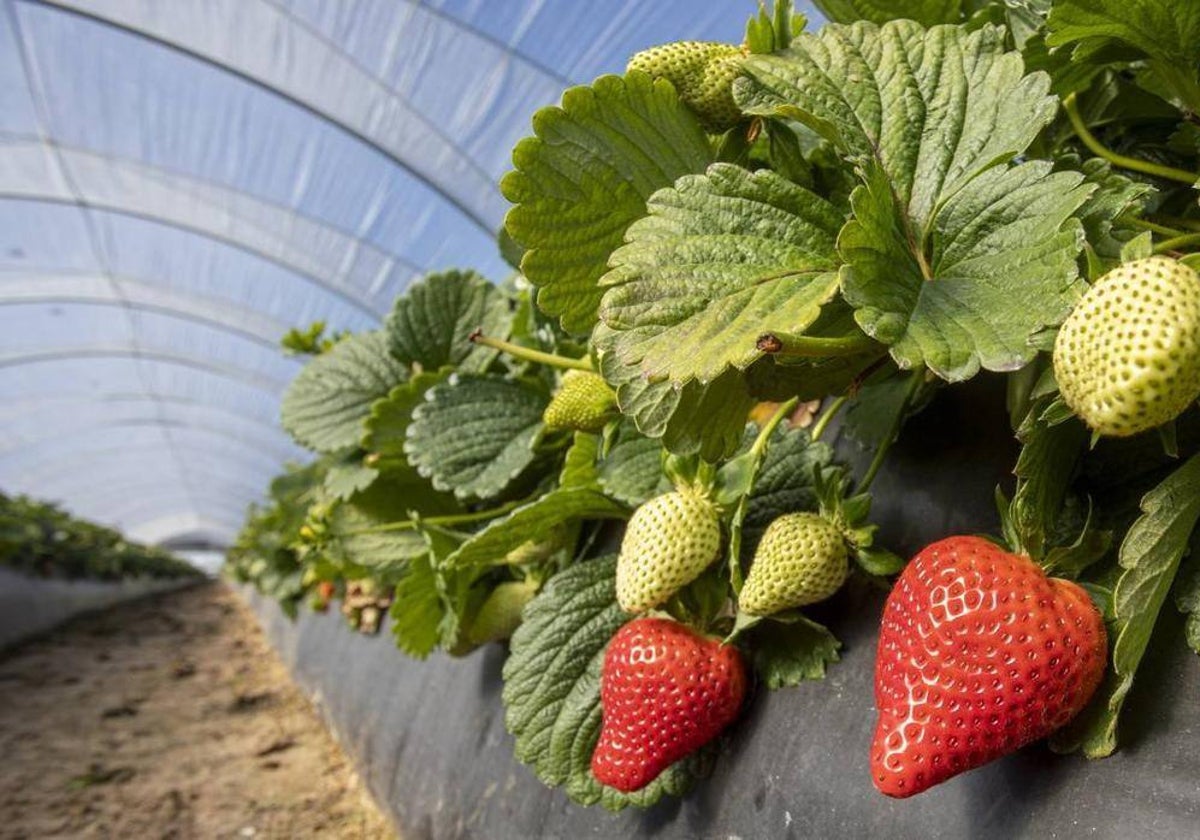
[0,491,201,582]
[229,0,1200,812]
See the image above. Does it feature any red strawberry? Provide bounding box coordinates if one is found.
[871,536,1106,798]
[591,617,747,792]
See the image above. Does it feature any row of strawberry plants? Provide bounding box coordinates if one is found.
[227,0,1200,808]
[1,492,201,582]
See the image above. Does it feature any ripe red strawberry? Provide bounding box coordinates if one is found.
[871,536,1106,798]
[591,617,747,792]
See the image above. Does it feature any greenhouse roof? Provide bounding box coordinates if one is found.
[0,0,790,545]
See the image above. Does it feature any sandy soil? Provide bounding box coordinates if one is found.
[0,582,396,839]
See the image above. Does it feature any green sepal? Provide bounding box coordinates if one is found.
[855,546,905,577]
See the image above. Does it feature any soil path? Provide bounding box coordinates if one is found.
[0,581,396,839]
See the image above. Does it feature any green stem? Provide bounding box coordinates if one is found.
[1153,233,1200,254]
[469,331,592,371]
[1154,217,1200,233]
[1063,94,1200,186]
[343,500,524,535]
[728,398,799,595]
[1132,218,1187,238]
[751,397,800,458]
[809,395,849,443]
[858,371,923,493]
[755,331,878,358]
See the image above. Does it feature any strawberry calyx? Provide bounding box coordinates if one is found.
[812,466,904,578]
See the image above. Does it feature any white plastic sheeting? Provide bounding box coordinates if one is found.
[0,0,786,544]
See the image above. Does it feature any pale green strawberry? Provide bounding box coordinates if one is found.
[543,370,617,433]
[616,490,721,613]
[627,41,746,132]
[740,512,848,616]
[467,579,540,645]
[1054,256,1200,437]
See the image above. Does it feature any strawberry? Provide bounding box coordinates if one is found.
[627,41,746,132]
[871,536,1106,798]
[467,579,539,645]
[616,490,722,613]
[592,617,747,792]
[1054,256,1200,437]
[543,370,617,433]
[740,512,848,615]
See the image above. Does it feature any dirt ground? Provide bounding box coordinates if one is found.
[0,582,396,839]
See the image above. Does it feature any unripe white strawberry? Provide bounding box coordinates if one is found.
[740,512,848,615]
[543,370,617,433]
[1054,256,1200,437]
[627,41,746,133]
[616,490,722,613]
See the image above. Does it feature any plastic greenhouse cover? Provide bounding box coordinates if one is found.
[0,0,772,543]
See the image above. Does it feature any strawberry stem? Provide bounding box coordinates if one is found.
[1153,233,1200,254]
[727,398,801,594]
[809,395,849,442]
[337,500,525,536]
[750,397,800,458]
[1132,218,1187,238]
[1063,94,1200,186]
[1153,216,1200,233]
[469,331,593,371]
[858,371,923,493]
[755,331,879,358]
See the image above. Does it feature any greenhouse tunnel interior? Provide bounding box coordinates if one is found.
[0,0,768,549]
[12,2,1200,838]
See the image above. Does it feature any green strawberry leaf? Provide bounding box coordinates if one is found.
[841,371,929,451]
[361,369,450,469]
[445,488,627,567]
[388,524,490,658]
[324,475,461,573]
[842,159,1089,381]
[405,375,549,501]
[325,508,427,575]
[1176,544,1200,655]
[1047,0,1200,68]
[1003,0,1052,46]
[1047,0,1200,111]
[281,331,408,453]
[560,432,602,490]
[738,23,1057,211]
[812,0,965,26]
[1012,409,1090,561]
[1071,158,1152,264]
[386,270,513,374]
[389,554,443,658]
[1053,452,1200,757]
[747,614,841,688]
[597,420,671,507]
[738,22,1093,381]
[323,455,379,502]
[420,522,492,653]
[597,324,757,460]
[502,73,714,333]
[502,556,714,810]
[597,163,845,387]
